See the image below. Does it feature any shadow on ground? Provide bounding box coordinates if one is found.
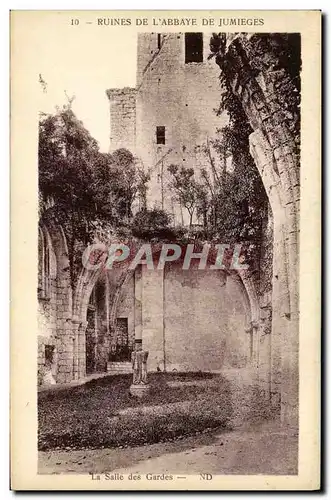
[38,372,297,475]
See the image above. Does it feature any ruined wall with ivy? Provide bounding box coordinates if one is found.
[213,34,300,425]
[38,219,74,385]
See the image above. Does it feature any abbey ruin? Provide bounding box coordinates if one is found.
[38,32,300,427]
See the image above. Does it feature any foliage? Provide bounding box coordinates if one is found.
[167,164,202,228]
[211,33,301,146]
[205,33,302,264]
[39,105,148,285]
[245,33,301,144]
[204,132,267,242]
[164,33,298,254]
[131,208,175,241]
[107,149,150,221]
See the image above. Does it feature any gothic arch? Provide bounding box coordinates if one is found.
[71,245,263,379]
[214,36,300,424]
[38,214,73,384]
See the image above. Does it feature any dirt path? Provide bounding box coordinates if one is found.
[38,421,298,476]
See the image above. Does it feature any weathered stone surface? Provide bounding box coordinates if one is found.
[38,33,299,432]
[218,36,300,427]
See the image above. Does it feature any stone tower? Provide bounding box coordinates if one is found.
[106,87,136,153]
[107,32,226,224]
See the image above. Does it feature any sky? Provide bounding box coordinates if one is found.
[38,28,137,152]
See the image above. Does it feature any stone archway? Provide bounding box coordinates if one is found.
[214,36,300,425]
[38,214,72,384]
[72,256,136,379]
[71,246,269,387]
[105,260,262,377]
[72,265,104,379]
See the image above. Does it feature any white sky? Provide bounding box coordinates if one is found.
[38,29,137,152]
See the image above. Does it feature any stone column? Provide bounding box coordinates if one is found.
[141,267,165,372]
[250,129,298,426]
[54,270,74,384]
[56,318,74,384]
[72,319,80,380]
[251,323,260,370]
[213,38,300,427]
[78,321,88,379]
[134,265,143,343]
[258,294,272,397]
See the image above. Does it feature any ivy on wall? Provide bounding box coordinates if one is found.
[39,105,148,287]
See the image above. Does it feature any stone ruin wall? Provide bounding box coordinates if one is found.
[106,87,136,153]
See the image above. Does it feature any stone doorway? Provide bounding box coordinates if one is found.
[109,317,132,362]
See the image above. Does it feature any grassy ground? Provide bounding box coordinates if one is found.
[39,424,298,475]
[38,372,277,451]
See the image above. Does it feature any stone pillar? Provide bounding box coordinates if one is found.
[258,293,272,396]
[251,323,259,370]
[134,265,143,342]
[244,321,260,387]
[72,319,80,380]
[78,321,87,379]
[56,330,74,384]
[271,221,290,409]
[250,129,298,426]
[51,346,58,379]
[54,271,74,384]
[141,267,165,371]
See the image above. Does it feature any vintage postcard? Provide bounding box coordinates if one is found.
[10,10,321,490]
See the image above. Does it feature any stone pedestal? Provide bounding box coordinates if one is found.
[129,383,150,397]
[130,343,150,397]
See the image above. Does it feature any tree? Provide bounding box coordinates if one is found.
[39,104,148,285]
[106,149,150,222]
[167,164,201,228]
[131,208,174,241]
[205,32,301,270]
